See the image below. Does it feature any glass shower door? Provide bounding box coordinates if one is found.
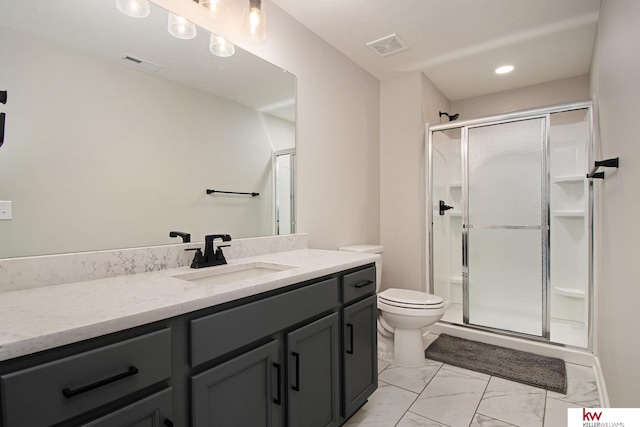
[464,118,548,337]
[430,129,463,323]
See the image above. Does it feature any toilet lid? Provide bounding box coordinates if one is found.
[378,289,443,306]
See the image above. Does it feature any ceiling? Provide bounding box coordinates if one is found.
[271,0,601,101]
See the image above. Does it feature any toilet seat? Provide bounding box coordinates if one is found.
[378,289,444,310]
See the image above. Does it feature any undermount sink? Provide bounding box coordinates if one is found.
[172,262,297,286]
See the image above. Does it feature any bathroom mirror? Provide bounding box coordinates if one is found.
[0,0,296,259]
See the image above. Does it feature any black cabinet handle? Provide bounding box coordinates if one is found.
[354,280,373,289]
[164,420,174,427]
[346,324,354,354]
[0,112,5,148]
[273,363,282,405]
[62,366,139,398]
[291,352,300,391]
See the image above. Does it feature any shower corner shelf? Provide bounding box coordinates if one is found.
[450,210,462,217]
[554,287,586,299]
[553,210,585,218]
[553,175,585,184]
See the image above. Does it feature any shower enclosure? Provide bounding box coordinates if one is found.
[428,102,593,349]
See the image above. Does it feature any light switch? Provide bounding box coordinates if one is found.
[0,201,12,220]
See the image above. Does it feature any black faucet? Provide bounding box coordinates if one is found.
[188,234,232,269]
[169,231,191,243]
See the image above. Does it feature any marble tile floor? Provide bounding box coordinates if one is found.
[345,358,601,427]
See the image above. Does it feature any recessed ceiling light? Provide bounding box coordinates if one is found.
[495,65,514,74]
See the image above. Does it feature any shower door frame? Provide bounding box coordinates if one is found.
[273,148,297,235]
[462,116,550,339]
[427,100,594,350]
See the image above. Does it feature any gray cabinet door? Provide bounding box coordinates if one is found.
[81,388,173,427]
[286,312,340,427]
[343,294,378,418]
[191,340,283,427]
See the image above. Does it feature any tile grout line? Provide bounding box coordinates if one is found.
[467,373,493,426]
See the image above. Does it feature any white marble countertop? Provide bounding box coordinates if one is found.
[0,249,378,362]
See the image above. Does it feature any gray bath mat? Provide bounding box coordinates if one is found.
[425,334,567,393]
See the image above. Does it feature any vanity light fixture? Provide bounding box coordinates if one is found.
[243,0,266,41]
[115,0,150,18]
[495,65,515,74]
[198,0,229,21]
[210,33,235,57]
[168,13,197,39]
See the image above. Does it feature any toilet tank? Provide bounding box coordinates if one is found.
[338,245,383,291]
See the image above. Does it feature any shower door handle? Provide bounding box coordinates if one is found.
[439,200,454,216]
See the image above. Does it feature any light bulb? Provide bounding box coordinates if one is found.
[116,0,150,18]
[242,0,266,41]
[210,33,235,57]
[168,13,197,40]
[199,0,228,21]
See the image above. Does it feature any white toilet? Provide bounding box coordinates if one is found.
[340,245,444,367]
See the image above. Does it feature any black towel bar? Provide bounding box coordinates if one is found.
[587,157,619,179]
[206,189,259,197]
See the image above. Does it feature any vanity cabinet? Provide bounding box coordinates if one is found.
[190,312,341,427]
[341,267,378,419]
[191,340,281,426]
[0,263,377,427]
[0,328,173,427]
[80,388,173,427]
[286,312,340,427]
[189,277,341,427]
[342,294,377,418]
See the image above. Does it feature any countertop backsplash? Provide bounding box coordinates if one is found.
[0,234,308,293]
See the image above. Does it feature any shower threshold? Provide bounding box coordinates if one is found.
[441,303,587,349]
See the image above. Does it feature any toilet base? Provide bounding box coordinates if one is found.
[392,327,427,367]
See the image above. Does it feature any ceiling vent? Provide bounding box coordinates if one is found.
[120,55,162,72]
[366,34,408,57]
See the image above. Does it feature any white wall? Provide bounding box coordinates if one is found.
[452,75,590,120]
[590,0,640,407]
[0,26,292,258]
[380,72,449,291]
[153,0,381,251]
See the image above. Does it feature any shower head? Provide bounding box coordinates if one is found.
[439,111,460,121]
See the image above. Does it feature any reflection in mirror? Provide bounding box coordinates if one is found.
[0,0,296,259]
[273,149,296,235]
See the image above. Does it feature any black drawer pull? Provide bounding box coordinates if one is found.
[62,366,139,398]
[353,280,374,288]
[164,420,174,427]
[291,352,300,391]
[273,363,282,405]
[347,323,354,354]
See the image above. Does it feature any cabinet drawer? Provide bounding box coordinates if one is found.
[190,277,339,367]
[81,387,173,427]
[0,328,171,427]
[343,266,376,304]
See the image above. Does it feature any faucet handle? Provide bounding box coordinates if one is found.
[185,248,205,268]
[214,244,230,261]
